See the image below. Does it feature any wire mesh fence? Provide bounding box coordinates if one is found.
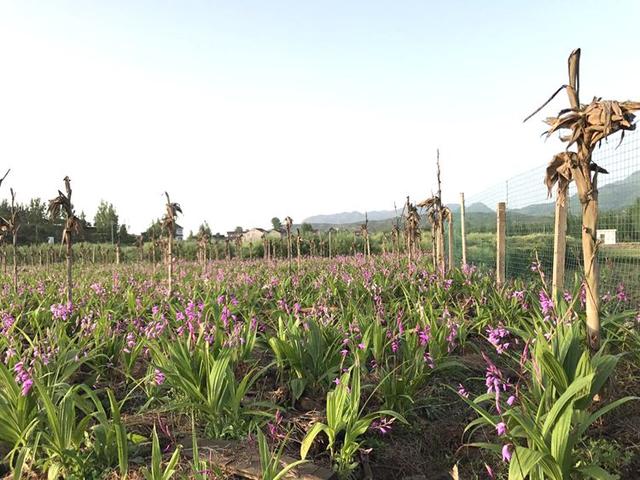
[460,128,640,302]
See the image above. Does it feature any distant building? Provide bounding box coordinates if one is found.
[596,229,616,245]
[265,229,285,240]
[226,231,243,241]
[243,228,267,244]
[174,224,184,241]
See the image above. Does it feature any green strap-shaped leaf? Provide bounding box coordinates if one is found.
[541,350,569,393]
[542,374,593,439]
[300,422,327,460]
[508,446,545,480]
[550,402,573,475]
[575,396,638,439]
[576,465,617,480]
[509,447,564,480]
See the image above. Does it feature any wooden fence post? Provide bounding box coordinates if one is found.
[552,198,567,301]
[460,192,467,266]
[496,202,506,286]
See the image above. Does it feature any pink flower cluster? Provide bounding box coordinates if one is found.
[50,302,73,321]
[13,361,33,396]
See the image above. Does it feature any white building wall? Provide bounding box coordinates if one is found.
[596,229,616,245]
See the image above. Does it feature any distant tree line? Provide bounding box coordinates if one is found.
[0,198,136,245]
[2,196,638,248]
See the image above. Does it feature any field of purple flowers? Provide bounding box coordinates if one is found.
[0,254,639,479]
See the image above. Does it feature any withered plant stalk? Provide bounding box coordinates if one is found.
[48,176,80,305]
[525,48,640,349]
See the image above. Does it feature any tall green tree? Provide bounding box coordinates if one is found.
[25,198,47,225]
[118,224,135,244]
[94,200,119,242]
[271,217,282,230]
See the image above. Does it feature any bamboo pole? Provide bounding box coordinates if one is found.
[496,202,506,287]
[460,192,467,266]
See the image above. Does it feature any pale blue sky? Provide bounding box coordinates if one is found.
[1,1,639,234]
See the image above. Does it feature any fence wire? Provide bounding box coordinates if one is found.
[462,128,640,302]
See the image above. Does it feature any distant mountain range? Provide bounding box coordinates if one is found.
[513,170,640,216]
[304,210,403,225]
[303,170,639,230]
[303,202,492,225]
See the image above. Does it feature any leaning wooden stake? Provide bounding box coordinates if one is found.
[496,202,506,287]
[460,193,467,266]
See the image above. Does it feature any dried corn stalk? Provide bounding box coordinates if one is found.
[284,216,293,270]
[360,213,371,258]
[197,229,210,265]
[418,150,449,274]
[48,176,81,304]
[404,196,421,263]
[525,48,640,349]
[162,192,182,298]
